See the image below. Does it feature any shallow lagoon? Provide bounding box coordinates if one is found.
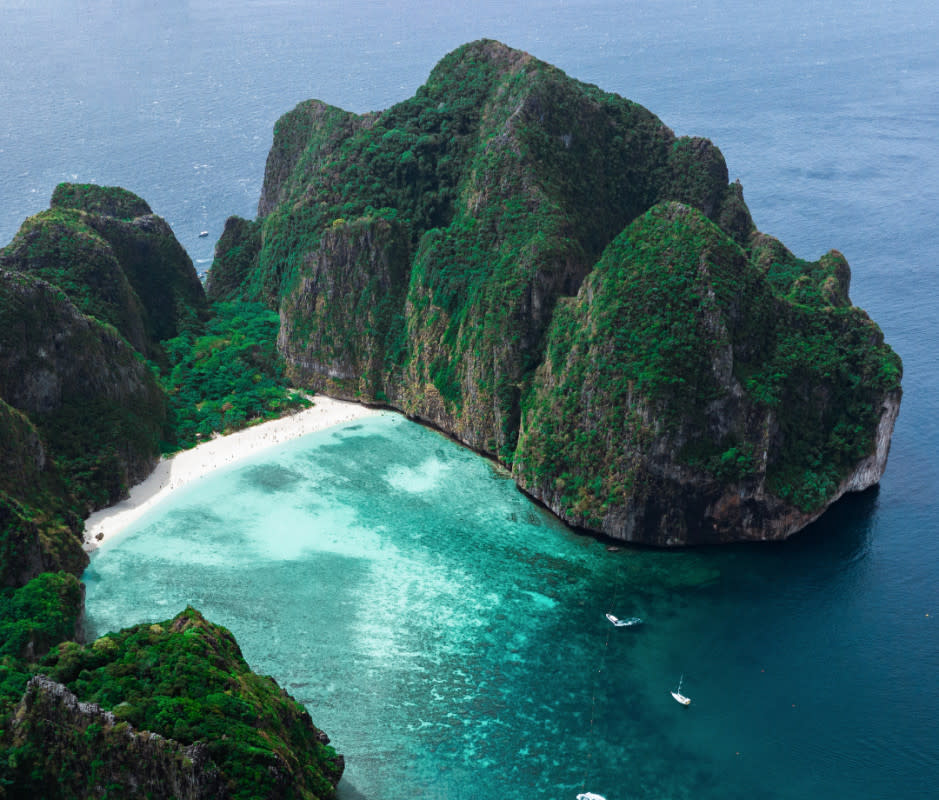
[84,413,936,800]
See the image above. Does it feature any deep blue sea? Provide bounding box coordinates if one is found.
[3,1,938,798]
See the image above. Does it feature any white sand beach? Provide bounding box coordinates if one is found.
[82,395,381,552]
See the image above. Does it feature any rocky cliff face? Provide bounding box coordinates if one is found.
[0,268,165,512]
[0,267,168,589]
[0,183,206,359]
[0,189,344,799]
[209,39,901,544]
[0,184,209,571]
[0,187,217,614]
[204,215,262,303]
[513,203,900,543]
[6,677,226,800]
[277,215,411,398]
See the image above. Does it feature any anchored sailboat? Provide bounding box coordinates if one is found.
[670,674,691,706]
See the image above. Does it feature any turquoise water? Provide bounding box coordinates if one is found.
[83,414,935,799]
[5,0,939,797]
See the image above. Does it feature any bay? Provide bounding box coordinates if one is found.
[3,1,937,797]
[83,413,933,800]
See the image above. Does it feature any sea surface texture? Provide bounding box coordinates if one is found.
[4,0,937,798]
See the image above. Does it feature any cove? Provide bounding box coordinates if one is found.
[83,413,930,799]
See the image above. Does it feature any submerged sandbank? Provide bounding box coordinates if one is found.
[82,395,381,551]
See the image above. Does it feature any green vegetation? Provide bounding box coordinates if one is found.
[209,39,900,540]
[205,216,261,303]
[0,572,82,661]
[161,301,311,452]
[1,608,342,799]
[220,40,753,459]
[50,183,152,219]
[1,185,206,359]
[0,38,903,795]
[0,267,167,516]
[514,203,901,535]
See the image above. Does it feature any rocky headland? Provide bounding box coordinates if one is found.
[211,39,902,546]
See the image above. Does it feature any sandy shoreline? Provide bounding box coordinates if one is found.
[82,395,381,552]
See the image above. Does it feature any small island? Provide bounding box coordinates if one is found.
[0,39,901,797]
[215,38,902,545]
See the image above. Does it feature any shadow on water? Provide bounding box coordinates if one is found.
[699,484,881,592]
[336,780,368,800]
[764,484,880,564]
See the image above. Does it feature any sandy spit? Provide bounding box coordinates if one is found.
[82,396,381,552]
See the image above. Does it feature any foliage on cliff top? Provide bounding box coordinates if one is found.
[214,39,754,457]
[207,39,901,537]
[30,607,343,799]
[234,39,740,306]
[0,209,151,354]
[51,182,152,219]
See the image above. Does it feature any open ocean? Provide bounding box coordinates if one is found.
[4,1,937,798]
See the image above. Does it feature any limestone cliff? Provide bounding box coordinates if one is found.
[513,203,900,543]
[210,39,901,544]
[0,190,343,799]
[0,185,207,581]
[0,268,165,513]
[6,677,226,800]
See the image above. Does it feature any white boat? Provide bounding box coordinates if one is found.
[199,230,209,237]
[576,793,607,800]
[671,673,691,706]
[605,612,642,627]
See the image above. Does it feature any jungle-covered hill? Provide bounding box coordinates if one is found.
[211,39,902,546]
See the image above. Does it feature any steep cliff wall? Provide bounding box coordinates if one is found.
[205,216,262,303]
[513,203,900,543]
[210,39,901,544]
[277,215,411,399]
[0,190,344,798]
[0,268,165,512]
[5,676,226,800]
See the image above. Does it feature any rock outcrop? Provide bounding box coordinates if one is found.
[209,39,901,545]
[0,266,167,589]
[1,183,206,359]
[0,190,344,800]
[6,677,226,800]
[513,203,900,543]
[1,609,344,799]
[0,184,207,583]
